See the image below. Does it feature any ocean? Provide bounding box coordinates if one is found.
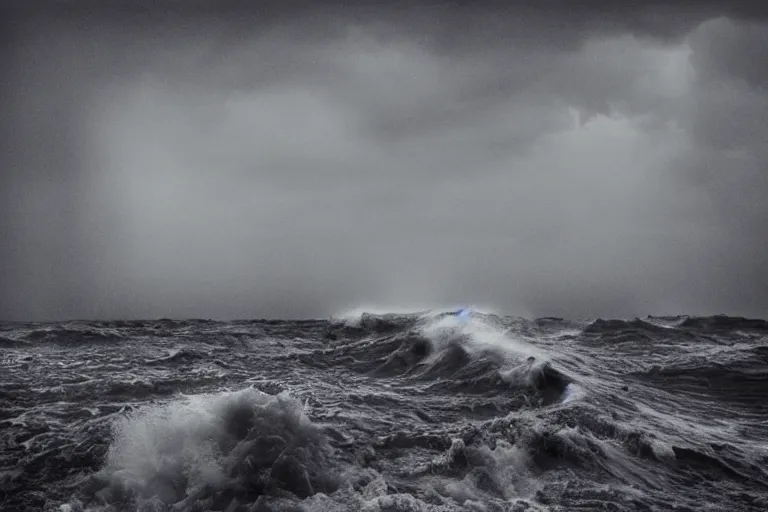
[1,310,767,511]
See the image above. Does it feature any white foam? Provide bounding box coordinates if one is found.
[650,439,676,460]
[332,306,431,326]
[100,387,314,497]
[560,383,586,404]
[331,304,500,328]
[420,312,545,363]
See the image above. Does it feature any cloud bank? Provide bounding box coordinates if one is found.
[1,2,767,320]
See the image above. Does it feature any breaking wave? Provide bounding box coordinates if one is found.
[83,388,338,510]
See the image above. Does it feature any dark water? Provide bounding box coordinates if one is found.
[2,310,768,511]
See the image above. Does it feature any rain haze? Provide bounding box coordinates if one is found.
[2,1,768,321]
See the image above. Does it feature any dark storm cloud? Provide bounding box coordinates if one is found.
[1,1,767,320]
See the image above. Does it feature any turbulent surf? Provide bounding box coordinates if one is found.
[1,310,767,511]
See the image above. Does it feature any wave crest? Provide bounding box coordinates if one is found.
[82,388,339,509]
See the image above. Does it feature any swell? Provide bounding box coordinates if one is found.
[21,327,124,345]
[306,317,571,403]
[6,319,330,346]
[0,336,30,348]
[584,318,670,335]
[585,315,768,336]
[630,359,768,411]
[680,315,768,331]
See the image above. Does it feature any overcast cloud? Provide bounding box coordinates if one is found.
[1,2,767,320]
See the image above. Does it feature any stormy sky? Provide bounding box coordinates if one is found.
[1,1,767,321]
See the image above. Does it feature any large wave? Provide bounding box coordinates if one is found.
[77,388,340,510]
[320,309,571,402]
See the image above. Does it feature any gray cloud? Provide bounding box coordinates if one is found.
[1,2,767,320]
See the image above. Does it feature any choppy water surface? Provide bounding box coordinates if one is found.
[1,311,767,511]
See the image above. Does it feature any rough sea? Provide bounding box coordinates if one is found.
[2,309,767,511]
